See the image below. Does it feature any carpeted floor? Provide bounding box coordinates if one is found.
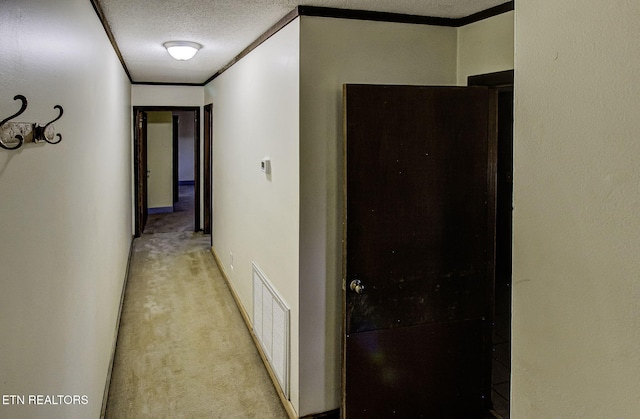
[105,191,287,418]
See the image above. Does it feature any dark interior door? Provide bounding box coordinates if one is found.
[134,110,148,237]
[343,84,496,418]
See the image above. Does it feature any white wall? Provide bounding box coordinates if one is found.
[457,11,514,85]
[0,0,132,418]
[131,85,203,107]
[204,18,301,413]
[146,112,174,209]
[512,1,640,417]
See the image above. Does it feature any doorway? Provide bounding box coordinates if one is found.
[469,70,514,418]
[133,106,209,237]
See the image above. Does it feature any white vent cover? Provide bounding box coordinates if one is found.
[252,262,290,398]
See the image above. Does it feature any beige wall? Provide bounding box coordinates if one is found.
[146,112,174,209]
[175,111,195,182]
[204,18,302,413]
[512,1,640,417]
[0,0,132,418]
[457,11,514,85]
[299,16,458,415]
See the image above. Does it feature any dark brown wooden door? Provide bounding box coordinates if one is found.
[134,110,148,237]
[343,85,496,418]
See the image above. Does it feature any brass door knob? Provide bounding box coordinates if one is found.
[350,280,365,294]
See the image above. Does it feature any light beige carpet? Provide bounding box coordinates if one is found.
[105,231,287,419]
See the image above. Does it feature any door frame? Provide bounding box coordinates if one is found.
[469,69,514,416]
[134,110,148,238]
[203,103,213,236]
[172,114,179,204]
[133,106,204,237]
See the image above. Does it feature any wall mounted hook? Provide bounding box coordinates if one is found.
[0,95,28,150]
[35,105,64,144]
[0,95,64,150]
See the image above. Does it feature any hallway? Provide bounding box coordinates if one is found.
[105,195,287,418]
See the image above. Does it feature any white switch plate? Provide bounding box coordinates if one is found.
[261,158,271,174]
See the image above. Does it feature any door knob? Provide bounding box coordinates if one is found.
[350,279,365,294]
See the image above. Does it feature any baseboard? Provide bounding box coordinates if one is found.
[211,248,299,419]
[100,236,135,419]
[148,206,173,214]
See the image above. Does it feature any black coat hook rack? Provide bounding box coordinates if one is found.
[0,95,64,150]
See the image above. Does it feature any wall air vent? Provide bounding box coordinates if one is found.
[252,262,290,398]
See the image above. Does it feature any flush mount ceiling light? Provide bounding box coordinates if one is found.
[163,41,202,61]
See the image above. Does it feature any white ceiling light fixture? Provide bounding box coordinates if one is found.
[163,41,202,61]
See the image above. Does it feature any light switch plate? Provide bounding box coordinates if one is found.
[261,158,271,174]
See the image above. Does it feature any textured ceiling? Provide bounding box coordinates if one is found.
[96,0,508,84]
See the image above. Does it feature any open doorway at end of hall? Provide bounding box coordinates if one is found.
[469,69,514,419]
[133,106,211,237]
